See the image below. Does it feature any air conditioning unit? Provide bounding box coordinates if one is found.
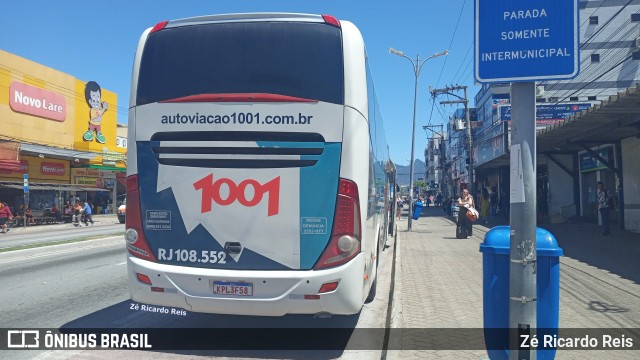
[454,119,465,131]
[536,85,545,97]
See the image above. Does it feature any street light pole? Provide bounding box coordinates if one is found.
[390,48,448,231]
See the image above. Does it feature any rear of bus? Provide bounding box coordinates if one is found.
[126,13,375,316]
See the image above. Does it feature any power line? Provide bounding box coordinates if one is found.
[450,41,473,83]
[556,53,634,104]
[544,3,639,98]
[547,13,638,96]
[434,0,468,88]
[428,0,468,128]
[582,0,634,49]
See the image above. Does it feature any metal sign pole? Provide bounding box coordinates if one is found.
[509,82,537,359]
[23,174,28,229]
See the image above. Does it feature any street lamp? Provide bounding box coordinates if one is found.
[390,48,448,231]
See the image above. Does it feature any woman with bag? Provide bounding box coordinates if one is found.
[457,189,476,238]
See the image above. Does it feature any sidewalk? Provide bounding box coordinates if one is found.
[3,214,121,235]
[388,205,640,359]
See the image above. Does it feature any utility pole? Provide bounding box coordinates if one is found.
[423,124,445,196]
[430,85,474,195]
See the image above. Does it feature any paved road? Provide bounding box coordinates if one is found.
[0,214,124,250]
[1,225,397,360]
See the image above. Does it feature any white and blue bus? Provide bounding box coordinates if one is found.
[126,13,395,316]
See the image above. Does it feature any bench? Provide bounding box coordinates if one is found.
[10,210,66,227]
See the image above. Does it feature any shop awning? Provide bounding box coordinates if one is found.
[20,143,98,161]
[537,84,640,154]
[0,182,109,192]
[77,187,109,192]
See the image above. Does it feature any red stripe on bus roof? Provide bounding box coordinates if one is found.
[159,93,318,103]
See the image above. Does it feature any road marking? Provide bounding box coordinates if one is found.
[116,261,127,265]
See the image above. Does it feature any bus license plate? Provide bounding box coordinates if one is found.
[213,281,253,296]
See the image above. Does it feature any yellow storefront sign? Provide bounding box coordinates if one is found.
[0,51,76,149]
[0,155,69,183]
[75,177,102,187]
[1,50,126,160]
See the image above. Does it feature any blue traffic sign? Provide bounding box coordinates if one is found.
[23,173,28,193]
[475,0,579,83]
[499,103,591,122]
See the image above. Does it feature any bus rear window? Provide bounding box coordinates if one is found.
[136,21,344,106]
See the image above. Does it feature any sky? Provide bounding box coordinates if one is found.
[2,0,479,167]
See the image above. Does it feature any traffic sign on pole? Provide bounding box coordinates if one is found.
[23,173,28,193]
[475,0,580,83]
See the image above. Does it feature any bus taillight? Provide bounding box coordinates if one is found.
[150,21,169,33]
[125,175,157,262]
[314,178,361,269]
[321,15,341,28]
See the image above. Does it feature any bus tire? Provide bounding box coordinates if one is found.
[365,271,377,303]
[365,249,378,304]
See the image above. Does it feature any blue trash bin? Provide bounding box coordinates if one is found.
[412,201,424,220]
[479,226,563,360]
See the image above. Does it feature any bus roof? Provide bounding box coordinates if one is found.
[157,13,331,30]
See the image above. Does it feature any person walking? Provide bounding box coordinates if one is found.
[500,190,510,221]
[480,188,490,224]
[490,187,499,218]
[82,201,94,226]
[396,196,403,220]
[597,181,613,236]
[73,200,83,227]
[0,202,14,233]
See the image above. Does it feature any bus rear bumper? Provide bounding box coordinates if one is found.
[127,254,366,316]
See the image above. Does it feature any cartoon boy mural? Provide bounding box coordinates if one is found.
[83,81,108,144]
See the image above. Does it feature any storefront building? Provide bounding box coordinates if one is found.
[467,83,640,232]
[0,50,126,213]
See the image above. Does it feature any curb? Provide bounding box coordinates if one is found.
[385,221,405,357]
[5,215,121,235]
[390,225,403,329]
